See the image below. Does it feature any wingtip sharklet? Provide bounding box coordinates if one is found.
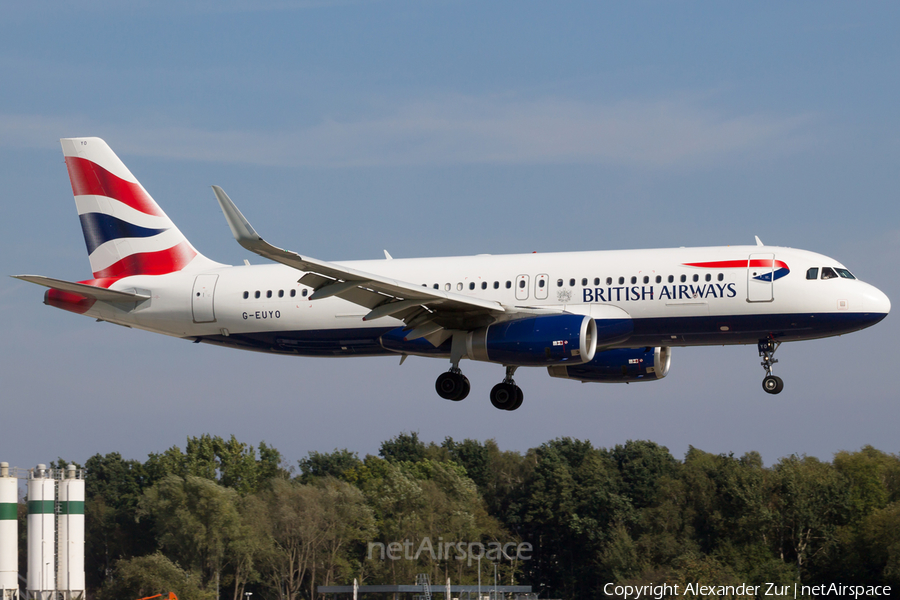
[212,185,263,246]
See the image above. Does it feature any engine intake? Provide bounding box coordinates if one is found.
[547,346,672,382]
[467,314,598,366]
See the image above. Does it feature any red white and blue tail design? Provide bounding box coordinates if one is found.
[61,137,217,285]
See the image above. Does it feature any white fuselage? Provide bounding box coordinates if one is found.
[70,244,890,360]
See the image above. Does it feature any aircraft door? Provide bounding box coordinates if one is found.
[535,274,549,300]
[747,253,774,302]
[515,274,530,301]
[192,274,219,323]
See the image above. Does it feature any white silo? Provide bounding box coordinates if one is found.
[57,466,84,600]
[26,466,55,600]
[0,463,18,600]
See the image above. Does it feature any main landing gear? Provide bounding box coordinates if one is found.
[435,369,470,401]
[434,365,524,410]
[758,338,784,394]
[489,366,523,411]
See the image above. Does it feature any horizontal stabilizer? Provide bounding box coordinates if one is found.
[12,275,150,302]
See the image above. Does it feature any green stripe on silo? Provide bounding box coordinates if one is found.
[27,500,55,514]
[0,503,16,519]
[59,501,84,515]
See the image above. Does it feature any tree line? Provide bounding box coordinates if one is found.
[16,434,900,599]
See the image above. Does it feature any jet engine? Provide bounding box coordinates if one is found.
[547,346,672,382]
[467,314,598,366]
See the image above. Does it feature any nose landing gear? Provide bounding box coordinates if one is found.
[758,338,784,394]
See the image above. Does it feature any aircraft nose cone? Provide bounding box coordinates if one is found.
[862,284,891,316]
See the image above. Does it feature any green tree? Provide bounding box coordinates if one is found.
[297,449,362,484]
[139,475,245,596]
[98,552,212,600]
[83,452,154,590]
[378,432,426,463]
[769,455,851,582]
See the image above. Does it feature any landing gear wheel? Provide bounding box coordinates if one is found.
[758,338,784,395]
[762,375,784,394]
[436,372,469,401]
[490,382,519,410]
[507,386,524,411]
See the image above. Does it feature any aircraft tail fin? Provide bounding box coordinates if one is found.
[60,137,217,285]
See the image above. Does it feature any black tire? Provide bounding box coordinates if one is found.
[436,372,464,400]
[762,375,784,395]
[507,386,524,411]
[490,382,517,410]
[454,376,470,401]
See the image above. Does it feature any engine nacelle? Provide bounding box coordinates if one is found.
[467,314,598,366]
[547,346,672,382]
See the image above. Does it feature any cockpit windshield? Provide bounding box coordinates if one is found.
[835,268,856,279]
[816,266,856,280]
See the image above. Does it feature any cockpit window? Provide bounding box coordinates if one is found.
[835,268,856,279]
[806,267,819,280]
[821,267,838,280]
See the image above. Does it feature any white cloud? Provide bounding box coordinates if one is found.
[0,95,817,169]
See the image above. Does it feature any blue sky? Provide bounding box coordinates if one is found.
[1,2,898,472]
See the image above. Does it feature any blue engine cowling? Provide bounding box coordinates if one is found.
[467,314,598,366]
[547,347,672,382]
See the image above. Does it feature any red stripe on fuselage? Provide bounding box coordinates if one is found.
[91,241,196,280]
[65,156,164,217]
[683,259,789,270]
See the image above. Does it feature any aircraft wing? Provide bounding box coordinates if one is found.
[213,186,511,341]
[12,275,150,302]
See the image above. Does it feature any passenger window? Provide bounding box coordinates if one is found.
[836,268,856,279]
[569,278,576,286]
[302,289,308,297]
[705,274,711,282]
[494,281,499,289]
[680,275,686,283]
[243,291,249,299]
[266,290,272,298]
[469,282,475,290]
[606,277,612,285]
[457,283,463,291]
[290,289,296,297]
[692,275,699,282]
[806,267,819,280]
[618,277,625,285]
[582,278,588,286]
[557,279,563,287]
[434,284,439,289]
[631,276,637,284]
[821,267,838,280]
[538,279,545,288]
[255,291,260,299]
[445,283,451,291]
[718,273,724,281]
[481,282,487,289]
[278,290,284,298]
[643,276,650,284]
[506,281,512,289]
[594,277,600,285]
[519,280,526,288]
[668,275,674,283]
[655,276,661,284]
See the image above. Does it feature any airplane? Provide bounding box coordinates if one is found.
[13,137,891,411]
